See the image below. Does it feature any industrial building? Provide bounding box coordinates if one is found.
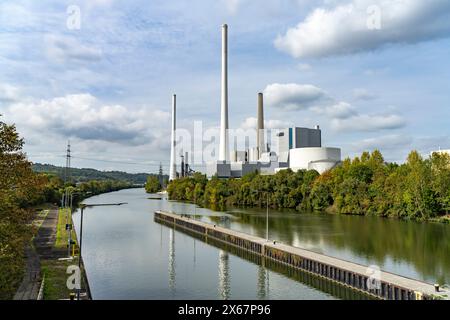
[431,149,450,157]
[169,24,342,180]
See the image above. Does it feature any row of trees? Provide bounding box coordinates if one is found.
[0,117,135,299]
[168,150,450,221]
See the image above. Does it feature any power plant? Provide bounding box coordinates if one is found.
[169,24,342,180]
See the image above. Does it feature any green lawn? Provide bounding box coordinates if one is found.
[41,208,88,300]
[41,259,78,300]
[55,208,78,250]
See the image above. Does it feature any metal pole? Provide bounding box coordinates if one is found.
[266,193,269,241]
[77,207,84,300]
[68,193,73,258]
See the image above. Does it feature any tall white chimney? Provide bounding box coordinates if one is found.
[169,94,177,181]
[219,24,229,162]
[257,92,265,159]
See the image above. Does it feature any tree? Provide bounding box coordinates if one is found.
[0,117,44,299]
[145,176,162,194]
[430,152,450,214]
[403,151,436,220]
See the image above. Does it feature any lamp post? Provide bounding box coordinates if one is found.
[266,192,269,241]
[77,202,127,300]
[67,191,85,258]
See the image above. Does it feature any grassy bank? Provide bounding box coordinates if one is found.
[41,259,74,300]
[40,208,88,300]
[55,208,78,250]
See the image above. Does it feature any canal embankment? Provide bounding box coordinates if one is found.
[14,207,91,300]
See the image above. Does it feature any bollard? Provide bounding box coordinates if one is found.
[70,292,75,300]
[434,284,440,292]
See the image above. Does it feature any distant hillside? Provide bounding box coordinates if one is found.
[32,163,166,185]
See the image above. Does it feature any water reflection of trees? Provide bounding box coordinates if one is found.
[228,210,450,284]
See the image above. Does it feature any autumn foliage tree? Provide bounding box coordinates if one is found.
[0,118,48,299]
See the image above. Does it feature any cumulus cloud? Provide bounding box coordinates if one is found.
[263,83,329,110]
[312,101,357,119]
[0,83,21,103]
[6,93,170,145]
[263,82,405,132]
[45,35,103,63]
[331,114,406,132]
[240,117,293,130]
[274,0,450,58]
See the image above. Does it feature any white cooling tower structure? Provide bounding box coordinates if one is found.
[169,94,177,181]
[289,147,341,174]
[219,24,229,162]
[257,92,265,159]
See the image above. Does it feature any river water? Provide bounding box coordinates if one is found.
[72,188,450,300]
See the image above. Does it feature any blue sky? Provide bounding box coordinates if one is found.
[1,0,449,173]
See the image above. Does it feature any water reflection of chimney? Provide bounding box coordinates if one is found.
[160,224,163,253]
[193,239,196,267]
[168,228,176,296]
[257,265,267,299]
[218,250,230,300]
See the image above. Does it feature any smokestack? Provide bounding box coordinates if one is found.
[180,154,185,178]
[219,24,229,162]
[257,92,265,159]
[185,151,189,176]
[169,94,177,181]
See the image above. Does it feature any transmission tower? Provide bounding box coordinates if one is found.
[64,140,71,184]
[159,162,163,187]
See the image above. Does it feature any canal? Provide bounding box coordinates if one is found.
[73,188,450,300]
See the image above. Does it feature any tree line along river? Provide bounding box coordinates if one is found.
[72,188,450,300]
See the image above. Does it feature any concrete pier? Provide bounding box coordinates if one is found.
[155,210,446,300]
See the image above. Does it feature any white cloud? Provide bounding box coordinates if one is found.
[263,82,405,132]
[222,0,244,14]
[263,83,329,110]
[331,114,406,132]
[312,101,357,119]
[353,88,377,100]
[6,93,170,145]
[240,117,293,130]
[274,0,450,58]
[0,83,21,103]
[45,35,103,64]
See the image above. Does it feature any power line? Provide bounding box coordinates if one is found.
[71,155,168,167]
[29,153,206,169]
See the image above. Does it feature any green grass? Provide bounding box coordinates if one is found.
[41,259,78,300]
[55,209,78,250]
[41,208,84,300]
